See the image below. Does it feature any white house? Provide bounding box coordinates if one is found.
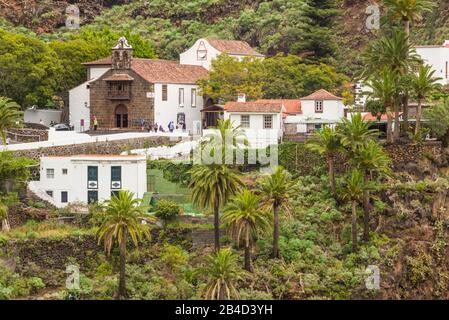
[284,89,345,134]
[69,37,264,133]
[29,154,147,208]
[415,40,449,86]
[222,98,284,148]
[180,38,265,71]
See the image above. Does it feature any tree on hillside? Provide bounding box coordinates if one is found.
[424,98,449,145]
[0,97,22,144]
[341,169,365,252]
[302,0,340,62]
[222,189,271,272]
[0,30,63,108]
[337,113,379,152]
[202,248,246,300]
[365,68,398,143]
[383,0,436,37]
[306,126,341,195]
[198,54,348,103]
[0,151,36,193]
[189,164,243,251]
[96,191,151,299]
[352,140,391,242]
[258,166,295,259]
[411,64,442,134]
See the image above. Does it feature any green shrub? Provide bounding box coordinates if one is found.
[154,200,181,225]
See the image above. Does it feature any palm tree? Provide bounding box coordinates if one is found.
[365,68,398,143]
[306,126,341,195]
[383,0,435,37]
[362,31,422,136]
[189,164,243,251]
[0,97,22,144]
[199,119,248,165]
[222,189,271,272]
[202,248,246,300]
[341,169,365,252]
[352,140,391,242]
[0,201,10,232]
[96,190,151,299]
[258,166,295,259]
[411,64,442,134]
[337,113,379,151]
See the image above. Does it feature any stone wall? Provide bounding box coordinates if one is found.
[383,141,442,166]
[6,128,48,143]
[13,136,175,160]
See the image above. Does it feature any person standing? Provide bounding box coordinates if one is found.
[93,116,98,131]
[182,121,186,132]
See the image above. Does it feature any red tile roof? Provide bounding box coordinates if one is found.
[207,39,265,57]
[301,89,343,101]
[83,58,208,84]
[132,59,208,84]
[103,74,134,81]
[224,101,283,113]
[255,99,302,115]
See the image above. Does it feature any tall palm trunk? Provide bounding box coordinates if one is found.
[272,204,280,259]
[352,200,358,252]
[117,229,127,299]
[386,111,393,144]
[402,95,409,137]
[363,173,370,242]
[214,202,220,252]
[394,102,401,141]
[1,219,10,232]
[415,98,423,135]
[244,228,252,272]
[327,155,336,195]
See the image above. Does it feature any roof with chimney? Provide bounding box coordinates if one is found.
[206,39,265,57]
[300,89,343,101]
[224,101,284,113]
[84,57,208,84]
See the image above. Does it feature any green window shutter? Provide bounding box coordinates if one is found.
[88,166,98,181]
[111,166,121,181]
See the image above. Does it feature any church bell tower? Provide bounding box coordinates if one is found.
[112,37,133,70]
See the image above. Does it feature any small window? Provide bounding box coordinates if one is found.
[241,115,250,128]
[177,113,186,125]
[62,168,68,175]
[46,191,53,198]
[263,115,273,129]
[162,84,168,101]
[61,191,68,203]
[191,89,197,107]
[46,169,55,179]
[315,101,323,113]
[179,88,184,106]
[88,191,98,204]
[111,166,122,189]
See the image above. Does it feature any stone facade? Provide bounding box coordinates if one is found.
[89,69,155,130]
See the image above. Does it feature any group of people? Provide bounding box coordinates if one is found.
[145,121,186,133]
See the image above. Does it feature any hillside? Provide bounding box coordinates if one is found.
[1,0,448,75]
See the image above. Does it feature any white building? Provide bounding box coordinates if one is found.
[29,154,147,208]
[222,98,284,148]
[180,38,265,70]
[284,89,345,134]
[69,37,264,133]
[415,40,449,86]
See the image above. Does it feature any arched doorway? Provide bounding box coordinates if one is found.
[115,105,128,128]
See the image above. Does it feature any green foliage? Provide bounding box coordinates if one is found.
[0,97,23,143]
[154,199,181,224]
[63,274,93,300]
[198,53,349,102]
[278,142,326,177]
[424,98,449,139]
[0,266,45,300]
[160,244,189,272]
[0,152,37,190]
[147,160,192,186]
[405,248,433,286]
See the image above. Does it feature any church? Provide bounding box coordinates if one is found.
[69,37,264,133]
